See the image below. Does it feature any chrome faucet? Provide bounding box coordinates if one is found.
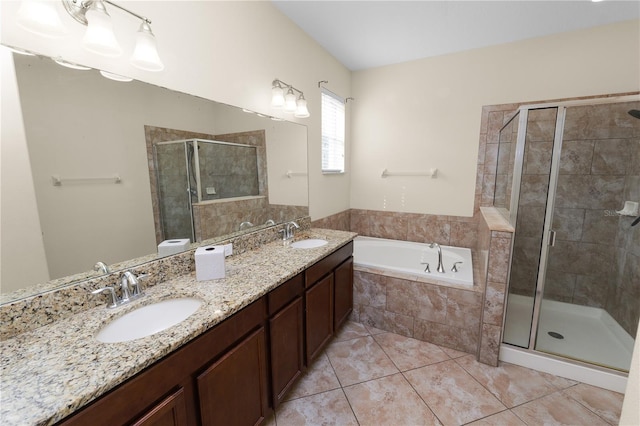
[91,270,146,308]
[122,271,146,299]
[93,261,110,274]
[281,221,300,241]
[429,243,445,273]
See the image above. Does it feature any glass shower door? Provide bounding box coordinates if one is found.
[154,141,196,242]
[533,101,640,371]
[502,107,559,348]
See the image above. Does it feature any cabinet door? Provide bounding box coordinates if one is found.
[197,327,269,426]
[131,388,188,426]
[334,257,354,330]
[269,297,304,407]
[305,274,334,363]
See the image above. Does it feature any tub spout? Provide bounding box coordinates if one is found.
[429,243,445,273]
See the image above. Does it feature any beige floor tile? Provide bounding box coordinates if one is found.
[326,336,399,386]
[563,383,624,425]
[276,389,358,426]
[439,345,471,359]
[536,369,579,390]
[284,352,340,401]
[404,359,506,425]
[511,392,611,426]
[373,332,450,371]
[344,373,442,425]
[466,410,526,425]
[456,355,560,407]
[364,324,387,335]
[334,320,371,342]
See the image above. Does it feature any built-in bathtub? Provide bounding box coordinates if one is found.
[353,236,473,287]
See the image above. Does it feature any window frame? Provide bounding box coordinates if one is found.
[320,88,346,174]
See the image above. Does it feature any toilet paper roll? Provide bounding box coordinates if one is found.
[195,245,226,281]
[158,239,190,257]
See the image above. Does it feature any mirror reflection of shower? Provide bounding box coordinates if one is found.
[154,139,259,242]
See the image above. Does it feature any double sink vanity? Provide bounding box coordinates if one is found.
[1,228,356,426]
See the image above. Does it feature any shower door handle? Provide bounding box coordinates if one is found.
[548,230,557,247]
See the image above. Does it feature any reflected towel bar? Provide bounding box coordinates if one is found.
[52,175,122,186]
[381,168,438,178]
[286,170,307,178]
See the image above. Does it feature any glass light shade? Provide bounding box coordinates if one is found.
[99,70,133,82]
[130,22,164,72]
[271,86,285,108]
[294,98,310,118]
[284,89,297,113]
[54,58,91,70]
[16,0,69,38]
[82,1,122,57]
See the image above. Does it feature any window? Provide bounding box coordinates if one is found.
[321,88,345,173]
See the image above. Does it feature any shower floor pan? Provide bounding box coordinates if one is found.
[503,294,634,372]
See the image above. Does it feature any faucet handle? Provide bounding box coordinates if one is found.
[420,262,430,273]
[91,286,118,308]
[452,262,463,272]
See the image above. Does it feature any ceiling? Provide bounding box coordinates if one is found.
[272,1,640,71]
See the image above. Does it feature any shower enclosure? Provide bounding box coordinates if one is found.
[498,96,639,376]
[153,139,259,242]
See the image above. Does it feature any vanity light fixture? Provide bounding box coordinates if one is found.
[16,0,69,38]
[81,0,122,57]
[99,70,132,82]
[16,0,164,71]
[271,79,310,118]
[53,57,92,70]
[6,46,36,56]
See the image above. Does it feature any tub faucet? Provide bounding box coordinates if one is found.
[429,243,445,273]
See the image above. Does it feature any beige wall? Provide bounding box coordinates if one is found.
[351,19,640,217]
[0,50,50,292]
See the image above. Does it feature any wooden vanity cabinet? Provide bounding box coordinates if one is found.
[197,327,269,425]
[304,242,353,364]
[57,242,354,426]
[57,298,268,426]
[131,388,189,426]
[333,256,354,330]
[267,273,304,407]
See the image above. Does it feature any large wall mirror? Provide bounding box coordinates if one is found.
[2,52,308,301]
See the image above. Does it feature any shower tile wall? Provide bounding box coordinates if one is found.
[546,102,639,337]
[198,143,259,200]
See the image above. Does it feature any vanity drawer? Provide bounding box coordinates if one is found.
[305,242,353,287]
[268,273,304,315]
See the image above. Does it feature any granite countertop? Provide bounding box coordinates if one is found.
[0,229,356,426]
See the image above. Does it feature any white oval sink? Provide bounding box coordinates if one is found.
[290,239,328,249]
[96,298,203,343]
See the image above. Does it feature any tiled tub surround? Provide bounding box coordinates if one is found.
[0,227,356,425]
[0,217,312,340]
[334,207,513,365]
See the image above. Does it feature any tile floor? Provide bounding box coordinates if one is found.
[266,321,624,426]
